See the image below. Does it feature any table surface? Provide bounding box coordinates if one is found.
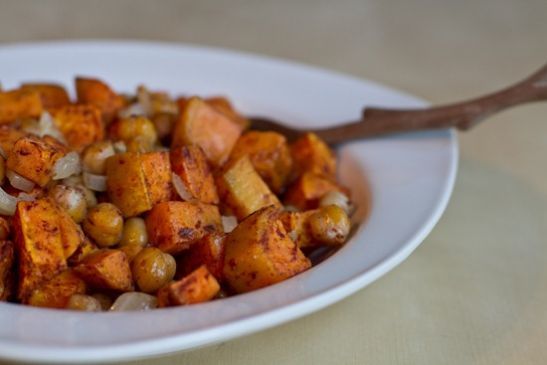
[1,1,547,364]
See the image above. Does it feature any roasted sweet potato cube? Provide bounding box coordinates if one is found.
[291,132,336,180]
[229,131,292,194]
[177,233,225,281]
[74,249,133,292]
[57,207,85,259]
[67,237,98,266]
[106,153,152,217]
[146,201,222,254]
[50,104,104,151]
[284,172,344,210]
[206,96,250,130]
[216,155,281,220]
[0,240,15,301]
[21,83,70,109]
[170,145,219,204]
[0,89,43,125]
[156,284,171,308]
[140,151,172,205]
[279,210,318,248]
[75,77,125,123]
[172,97,241,167]
[106,152,171,217]
[223,206,310,293]
[6,135,68,187]
[0,126,27,157]
[13,199,67,300]
[26,270,86,308]
[161,266,220,306]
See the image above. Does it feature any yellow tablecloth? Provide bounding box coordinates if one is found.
[1,1,546,364]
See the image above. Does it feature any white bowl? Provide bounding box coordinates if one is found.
[0,41,458,363]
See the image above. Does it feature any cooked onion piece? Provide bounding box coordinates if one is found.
[53,151,82,180]
[6,170,34,192]
[83,172,107,192]
[171,173,193,202]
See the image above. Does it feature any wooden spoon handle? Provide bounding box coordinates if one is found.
[315,62,547,145]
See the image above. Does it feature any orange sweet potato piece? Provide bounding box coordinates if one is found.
[284,172,344,210]
[159,266,220,306]
[57,207,85,259]
[105,152,171,217]
[146,201,222,255]
[177,233,225,281]
[13,199,67,301]
[6,135,68,187]
[216,155,281,220]
[0,240,15,301]
[50,104,104,151]
[223,206,311,293]
[291,132,336,180]
[106,152,151,217]
[0,126,27,156]
[75,77,125,123]
[172,97,241,167]
[21,83,70,109]
[0,89,43,125]
[67,237,98,266]
[229,131,293,194]
[170,145,219,204]
[74,249,133,292]
[140,151,172,205]
[206,96,250,130]
[26,270,86,308]
[279,209,318,248]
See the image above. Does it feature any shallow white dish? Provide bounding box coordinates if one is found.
[0,41,458,363]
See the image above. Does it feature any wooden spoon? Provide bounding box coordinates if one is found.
[249,62,547,144]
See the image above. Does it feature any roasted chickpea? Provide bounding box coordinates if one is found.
[131,247,176,293]
[48,184,87,223]
[0,217,10,240]
[120,244,145,262]
[119,217,148,261]
[308,205,351,245]
[110,116,158,148]
[120,217,148,246]
[83,203,124,247]
[125,135,154,153]
[66,294,102,311]
[81,141,115,175]
[61,175,97,208]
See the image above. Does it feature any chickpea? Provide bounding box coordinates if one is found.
[131,247,176,293]
[308,205,351,246]
[111,116,157,148]
[83,203,124,247]
[119,217,148,261]
[0,217,10,240]
[48,184,87,223]
[61,176,97,208]
[81,141,115,175]
[120,244,145,262]
[125,135,154,153]
[66,294,102,311]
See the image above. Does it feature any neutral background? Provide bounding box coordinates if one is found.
[1,1,547,364]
